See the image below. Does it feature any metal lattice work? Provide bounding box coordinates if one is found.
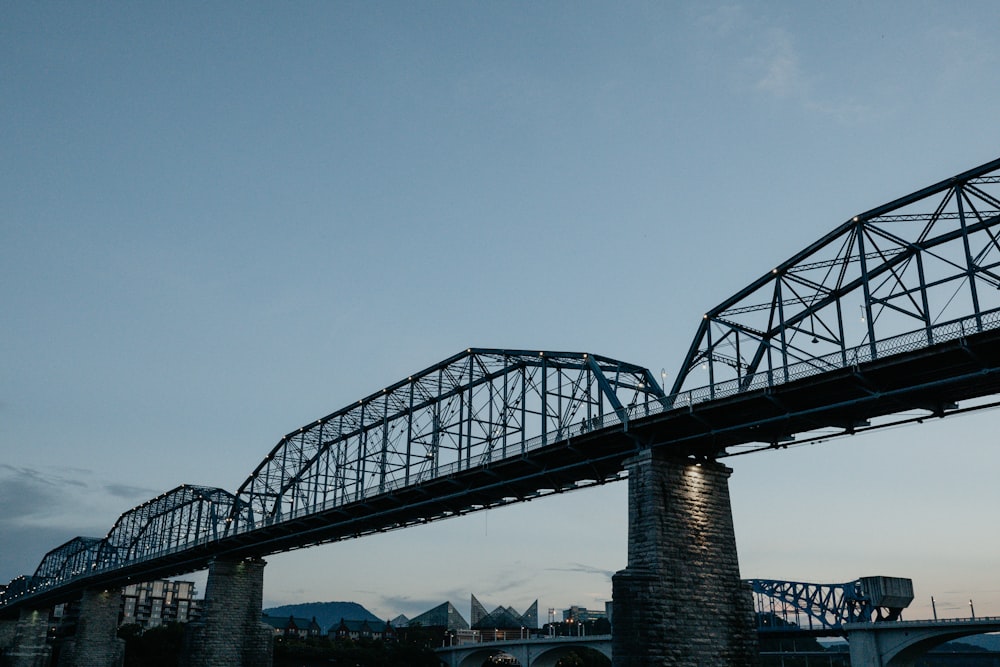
[0,576,38,605]
[33,537,105,584]
[97,485,244,569]
[749,577,913,635]
[673,157,1000,402]
[229,348,662,532]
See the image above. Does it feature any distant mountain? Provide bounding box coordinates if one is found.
[263,601,382,633]
[953,634,1000,652]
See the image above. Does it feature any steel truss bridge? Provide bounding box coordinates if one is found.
[750,577,913,637]
[6,157,1000,614]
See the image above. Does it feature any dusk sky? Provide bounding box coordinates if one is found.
[3,1,1000,624]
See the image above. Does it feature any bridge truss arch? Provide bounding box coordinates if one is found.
[672,157,1000,403]
[749,578,909,636]
[229,348,662,532]
[97,485,244,569]
[33,536,105,586]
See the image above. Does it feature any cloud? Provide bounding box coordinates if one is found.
[753,29,804,99]
[697,4,746,38]
[0,464,88,491]
[0,465,159,582]
[545,562,616,581]
[0,524,84,581]
[0,475,59,522]
[698,9,878,124]
[105,483,157,500]
[0,466,88,525]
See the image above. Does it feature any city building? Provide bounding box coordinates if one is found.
[470,595,538,641]
[407,601,470,632]
[329,618,393,641]
[120,580,201,628]
[261,614,323,638]
[562,605,608,623]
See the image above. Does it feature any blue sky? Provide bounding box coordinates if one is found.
[3,1,1000,622]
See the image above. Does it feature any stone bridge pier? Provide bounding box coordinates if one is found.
[611,449,759,666]
[0,607,52,667]
[181,557,273,667]
[55,588,124,667]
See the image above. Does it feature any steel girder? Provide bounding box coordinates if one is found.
[0,576,39,606]
[228,348,662,533]
[33,537,105,585]
[672,157,1000,403]
[97,485,243,569]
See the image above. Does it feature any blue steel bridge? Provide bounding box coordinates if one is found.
[6,156,1000,621]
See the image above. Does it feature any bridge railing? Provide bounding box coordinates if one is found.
[659,307,1000,412]
[844,615,1000,628]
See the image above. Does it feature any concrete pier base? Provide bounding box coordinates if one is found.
[56,589,124,667]
[611,450,759,666]
[0,620,18,656]
[181,557,273,667]
[1,608,52,667]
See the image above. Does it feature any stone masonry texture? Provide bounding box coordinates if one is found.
[181,557,273,667]
[612,449,759,666]
[1,608,52,667]
[56,588,125,667]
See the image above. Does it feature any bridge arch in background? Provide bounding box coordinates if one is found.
[529,643,611,667]
[845,619,1000,665]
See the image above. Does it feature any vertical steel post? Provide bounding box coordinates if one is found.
[405,381,413,486]
[379,401,389,494]
[558,366,564,438]
[466,355,474,469]
[706,322,715,399]
[775,275,790,383]
[541,356,548,445]
[856,220,878,360]
[835,295,847,367]
[502,365,509,459]
[356,401,366,502]
[337,414,346,506]
[915,251,933,345]
[456,361,465,471]
[956,186,984,331]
